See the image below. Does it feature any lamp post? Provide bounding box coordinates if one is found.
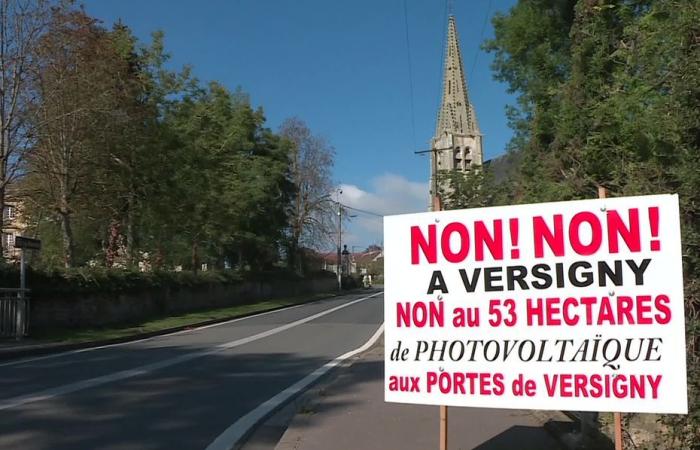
[313,190,343,291]
[335,189,343,292]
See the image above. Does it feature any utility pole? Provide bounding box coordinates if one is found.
[336,189,343,292]
[414,146,453,211]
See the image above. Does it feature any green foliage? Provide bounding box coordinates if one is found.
[15,3,322,275]
[0,265,333,300]
[438,170,488,210]
[481,0,700,446]
[0,266,230,298]
[160,82,294,270]
[438,152,521,211]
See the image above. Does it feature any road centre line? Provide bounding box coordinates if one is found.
[206,323,385,450]
[0,291,377,369]
[0,291,383,411]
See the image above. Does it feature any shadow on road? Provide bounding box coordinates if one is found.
[0,290,385,450]
[0,349,361,450]
[473,424,569,450]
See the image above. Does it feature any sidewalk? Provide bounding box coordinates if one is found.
[270,338,572,450]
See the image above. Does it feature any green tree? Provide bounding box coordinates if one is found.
[163,83,293,271]
[0,0,53,259]
[437,169,489,210]
[25,8,132,267]
[485,1,700,446]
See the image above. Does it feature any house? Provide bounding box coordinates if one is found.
[351,248,383,277]
[318,247,384,277]
[1,200,26,261]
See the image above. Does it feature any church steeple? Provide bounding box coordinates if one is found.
[429,15,483,208]
[436,16,477,136]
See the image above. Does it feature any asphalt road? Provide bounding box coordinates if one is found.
[0,289,384,450]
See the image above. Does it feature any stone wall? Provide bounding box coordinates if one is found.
[28,277,336,331]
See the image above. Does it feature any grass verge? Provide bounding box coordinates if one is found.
[30,291,340,344]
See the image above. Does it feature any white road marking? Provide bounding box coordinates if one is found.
[206,323,385,450]
[222,372,289,378]
[0,291,383,411]
[0,292,374,369]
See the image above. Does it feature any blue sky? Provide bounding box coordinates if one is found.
[83,0,517,248]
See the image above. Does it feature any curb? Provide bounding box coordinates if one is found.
[0,288,375,362]
[238,330,385,450]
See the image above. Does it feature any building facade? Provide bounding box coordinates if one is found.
[430,15,483,210]
[1,201,26,261]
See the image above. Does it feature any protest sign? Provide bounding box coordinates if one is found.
[384,194,687,414]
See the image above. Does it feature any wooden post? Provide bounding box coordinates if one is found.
[440,404,448,450]
[432,191,447,450]
[599,186,623,450]
[432,195,442,212]
[614,412,623,450]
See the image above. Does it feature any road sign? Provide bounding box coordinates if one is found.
[14,236,41,250]
[384,194,687,415]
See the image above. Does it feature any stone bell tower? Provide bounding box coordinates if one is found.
[429,15,483,209]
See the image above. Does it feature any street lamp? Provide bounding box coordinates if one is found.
[311,190,343,291]
[335,189,343,292]
[318,188,355,292]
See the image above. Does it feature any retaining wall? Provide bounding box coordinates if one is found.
[28,277,336,330]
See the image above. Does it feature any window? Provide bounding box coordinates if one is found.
[2,233,13,249]
[3,206,15,221]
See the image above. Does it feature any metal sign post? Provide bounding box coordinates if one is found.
[13,236,41,339]
[15,236,41,293]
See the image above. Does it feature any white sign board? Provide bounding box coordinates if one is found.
[384,194,687,414]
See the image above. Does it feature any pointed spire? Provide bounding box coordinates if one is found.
[435,15,476,137]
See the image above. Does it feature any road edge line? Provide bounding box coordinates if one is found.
[206,323,386,450]
[0,292,383,411]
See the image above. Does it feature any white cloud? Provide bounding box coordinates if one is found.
[335,174,428,248]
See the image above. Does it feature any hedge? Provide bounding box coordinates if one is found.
[0,265,336,299]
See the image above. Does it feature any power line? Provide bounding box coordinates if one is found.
[403,0,417,151]
[469,0,493,81]
[340,203,384,218]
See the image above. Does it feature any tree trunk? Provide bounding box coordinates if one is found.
[191,240,199,273]
[125,192,136,267]
[0,185,5,262]
[105,219,120,267]
[1,119,8,262]
[154,246,164,270]
[59,211,75,268]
